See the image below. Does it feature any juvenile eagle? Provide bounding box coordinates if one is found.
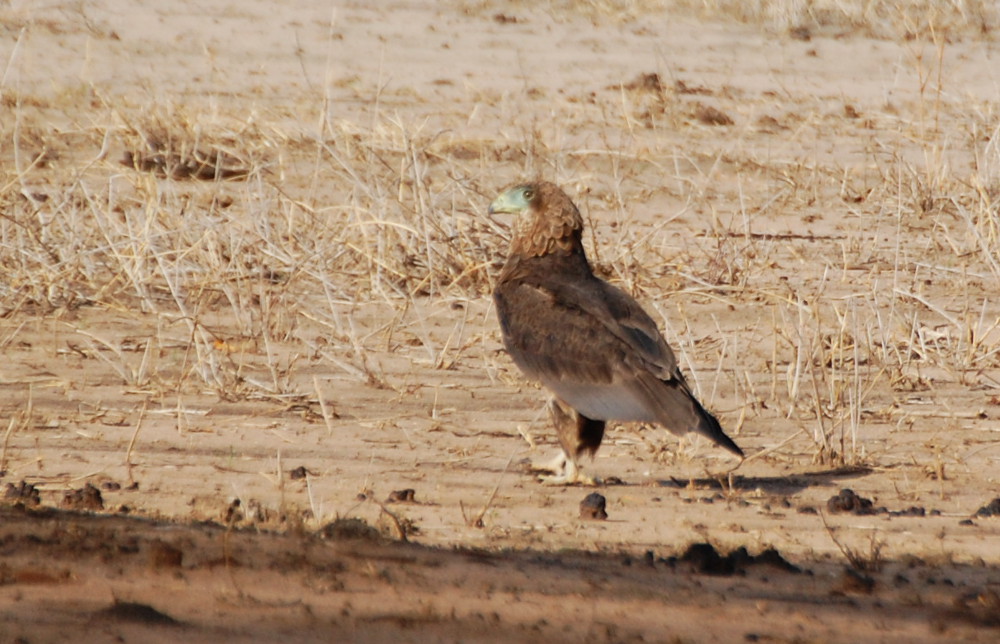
[490,182,743,483]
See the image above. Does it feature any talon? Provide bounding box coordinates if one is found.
[539,472,598,486]
[528,451,568,476]
[531,453,598,486]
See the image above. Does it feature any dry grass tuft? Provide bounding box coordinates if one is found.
[1,0,999,482]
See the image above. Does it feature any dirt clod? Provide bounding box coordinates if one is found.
[974,497,1000,517]
[579,492,608,520]
[387,489,416,503]
[3,481,41,508]
[827,489,875,515]
[60,483,104,511]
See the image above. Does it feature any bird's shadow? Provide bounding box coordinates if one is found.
[643,465,873,496]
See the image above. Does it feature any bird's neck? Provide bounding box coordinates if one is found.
[509,224,585,257]
[500,241,593,281]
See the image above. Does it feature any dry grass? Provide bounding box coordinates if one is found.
[1,7,999,642]
[2,0,999,474]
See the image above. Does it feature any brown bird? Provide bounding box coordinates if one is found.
[490,181,743,484]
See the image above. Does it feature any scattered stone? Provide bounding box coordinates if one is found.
[797,505,818,514]
[974,497,1000,517]
[827,489,876,515]
[289,466,310,480]
[579,492,608,520]
[100,481,121,492]
[3,481,41,508]
[60,483,103,511]
[386,489,416,503]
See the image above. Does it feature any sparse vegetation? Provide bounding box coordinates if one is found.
[0,6,997,639]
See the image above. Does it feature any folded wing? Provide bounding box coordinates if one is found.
[495,266,743,457]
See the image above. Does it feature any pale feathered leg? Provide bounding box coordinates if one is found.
[527,398,601,485]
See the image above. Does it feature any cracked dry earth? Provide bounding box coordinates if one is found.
[1,1,1000,642]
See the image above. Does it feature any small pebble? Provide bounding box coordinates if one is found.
[580,492,608,520]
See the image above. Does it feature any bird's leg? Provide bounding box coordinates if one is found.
[530,450,569,476]
[530,398,601,485]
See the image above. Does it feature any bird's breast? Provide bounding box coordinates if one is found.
[546,378,656,423]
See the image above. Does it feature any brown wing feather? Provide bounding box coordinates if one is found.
[496,254,742,456]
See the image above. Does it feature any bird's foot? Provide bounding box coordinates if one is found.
[529,452,598,486]
[527,451,568,475]
[539,470,599,486]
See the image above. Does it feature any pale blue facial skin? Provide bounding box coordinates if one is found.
[488,185,535,216]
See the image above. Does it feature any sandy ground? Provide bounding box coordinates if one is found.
[1,0,999,642]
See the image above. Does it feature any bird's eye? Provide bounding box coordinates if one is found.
[522,188,534,200]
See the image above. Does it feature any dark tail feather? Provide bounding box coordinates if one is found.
[644,374,744,457]
[691,397,744,458]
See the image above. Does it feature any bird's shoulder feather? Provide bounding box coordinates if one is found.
[494,255,680,384]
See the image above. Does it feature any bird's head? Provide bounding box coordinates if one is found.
[489,181,584,258]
